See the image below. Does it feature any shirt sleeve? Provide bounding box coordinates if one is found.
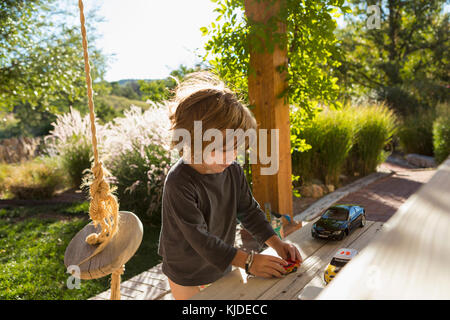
[162,179,238,273]
[235,163,278,245]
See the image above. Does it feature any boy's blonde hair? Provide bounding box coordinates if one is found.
[168,71,257,155]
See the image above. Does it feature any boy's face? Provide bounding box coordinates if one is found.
[203,147,237,172]
[200,129,240,172]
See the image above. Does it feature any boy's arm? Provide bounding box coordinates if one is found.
[235,164,278,245]
[264,234,285,250]
[163,179,238,273]
[233,164,302,263]
[231,249,249,269]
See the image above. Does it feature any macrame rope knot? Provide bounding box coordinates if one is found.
[85,160,119,246]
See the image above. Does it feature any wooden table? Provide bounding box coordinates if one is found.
[191,219,384,300]
[318,159,450,299]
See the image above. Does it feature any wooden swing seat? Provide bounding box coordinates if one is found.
[64,211,143,280]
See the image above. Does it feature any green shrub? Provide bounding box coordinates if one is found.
[59,134,93,188]
[93,95,150,124]
[0,113,22,139]
[45,103,172,224]
[4,156,67,200]
[397,108,436,156]
[0,162,11,198]
[292,107,354,186]
[100,140,171,225]
[346,104,397,176]
[290,105,318,186]
[291,120,320,184]
[378,85,422,117]
[292,103,398,187]
[433,115,450,164]
[43,107,105,189]
[316,111,354,185]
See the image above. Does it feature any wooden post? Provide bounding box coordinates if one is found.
[244,0,301,237]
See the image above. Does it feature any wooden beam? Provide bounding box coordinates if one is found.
[244,0,298,236]
[317,158,450,299]
[190,219,382,300]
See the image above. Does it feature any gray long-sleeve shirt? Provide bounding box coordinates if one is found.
[157,157,277,286]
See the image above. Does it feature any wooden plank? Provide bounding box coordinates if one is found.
[89,263,170,300]
[92,290,111,300]
[126,264,170,291]
[191,220,380,300]
[120,281,152,295]
[276,219,327,260]
[136,284,169,300]
[94,286,138,300]
[258,221,379,300]
[88,295,107,300]
[125,275,170,291]
[101,278,169,301]
[190,220,327,300]
[129,263,167,281]
[244,0,294,228]
[295,221,384,300]
[318,159,450,299]
[157,292,175,300]
[128,270,166,282]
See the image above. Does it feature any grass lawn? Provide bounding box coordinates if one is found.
[0,202,162,300]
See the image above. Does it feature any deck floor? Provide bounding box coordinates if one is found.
[90,219,383,300]
[89,164,434,300]
[190,219,383,300]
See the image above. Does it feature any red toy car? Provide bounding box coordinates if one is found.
[283,258,301,274]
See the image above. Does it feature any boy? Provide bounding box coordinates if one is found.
[157,72,302,300]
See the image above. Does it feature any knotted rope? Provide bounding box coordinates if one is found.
[77,0,122,300]
[110,265,125,300]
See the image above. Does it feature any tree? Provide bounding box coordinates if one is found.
[0,0,107,114]
[200,0,348,116]
[110,81,142,100]
[336,0,449,115]
[138,64,203,103]
[0,0,108,136]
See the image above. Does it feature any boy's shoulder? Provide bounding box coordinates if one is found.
[164,158,192,186]
[230,160,245,173]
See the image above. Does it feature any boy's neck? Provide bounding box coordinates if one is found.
[185,162,227,174]
[186,163,213,174]
[183,156,231,174]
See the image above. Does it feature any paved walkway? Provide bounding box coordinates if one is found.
[338,162,436,222]
[90,160,437,300]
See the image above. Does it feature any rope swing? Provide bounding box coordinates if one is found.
[64,0,143,301]
[77,0,119,259]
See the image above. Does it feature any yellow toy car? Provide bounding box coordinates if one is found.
[324,248,358,285]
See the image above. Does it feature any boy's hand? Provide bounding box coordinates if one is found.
[249,254,288,278]
[275,241,303,263]
[265,235,303,263]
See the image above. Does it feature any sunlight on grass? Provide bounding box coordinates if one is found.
[0,202,162,300]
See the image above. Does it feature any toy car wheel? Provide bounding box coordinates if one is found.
[337,231,345,240]
[360,214,366,227]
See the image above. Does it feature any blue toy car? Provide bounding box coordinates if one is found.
[311,204,366,240]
